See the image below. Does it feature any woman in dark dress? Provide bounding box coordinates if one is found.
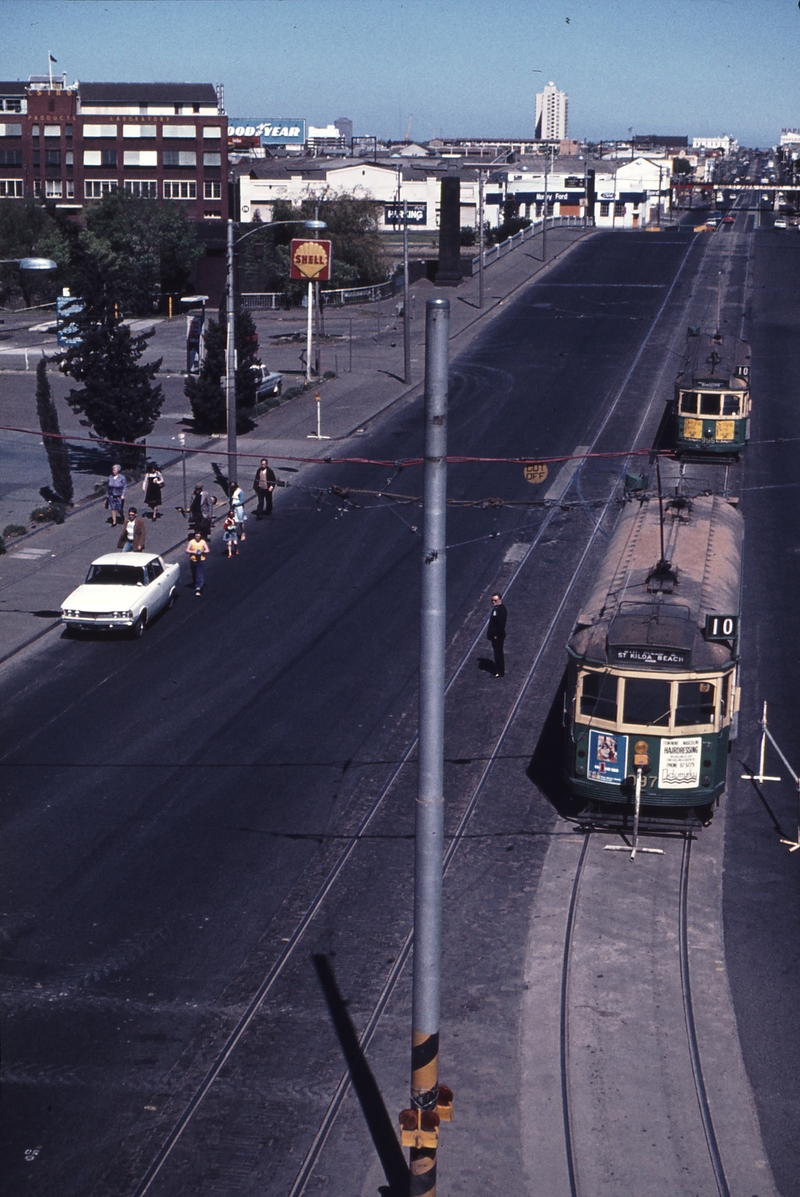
[142,464,164,520]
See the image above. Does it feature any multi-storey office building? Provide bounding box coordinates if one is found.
[0,76,227,222]
[535,81,568,142]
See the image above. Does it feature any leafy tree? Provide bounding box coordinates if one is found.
[58,302,163,469]
[673,158,693,176]
[0,199,66,308]
[184,306,260,433]
[35,357,73,505]
[63,192,203,315]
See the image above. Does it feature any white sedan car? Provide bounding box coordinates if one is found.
[61,552,180,637]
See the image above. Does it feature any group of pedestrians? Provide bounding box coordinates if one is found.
[106,463,164,526]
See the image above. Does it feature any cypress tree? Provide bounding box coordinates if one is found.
[35,356,73,505]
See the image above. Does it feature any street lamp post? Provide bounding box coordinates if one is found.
[224,218,325,488]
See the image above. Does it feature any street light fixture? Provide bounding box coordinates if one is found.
[225,217,326,487]
[0,257,58,270]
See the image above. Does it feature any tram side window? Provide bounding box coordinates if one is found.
[722,394,741,415]
[720,673,731,719]
[622,677,670,727]
[675,681,715,726]
[680,391,698,414]
[579,672,618,721]
[699,393,721,416]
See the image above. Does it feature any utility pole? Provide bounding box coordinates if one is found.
[403,199,411,384]
[225,218,237,486]
[478,171,485,309]
[401,296,453,1197]
[542,145,551,261]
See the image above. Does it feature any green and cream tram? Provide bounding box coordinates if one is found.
[563,494,743,820]
[673,330,751,457]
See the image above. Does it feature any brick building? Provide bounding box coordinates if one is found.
[0,75,227,222]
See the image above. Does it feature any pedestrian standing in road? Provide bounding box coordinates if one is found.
[222,511,239,558]
[253,458,276,519]
[230,482,247,541]
[186,530,210,595]
[487,592,507,678]
[189,482,215,540]
[106,463,127,527]
[118,507,146,553]
[142,463,165,520]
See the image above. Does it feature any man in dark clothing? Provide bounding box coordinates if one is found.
[487,593,507,678]
[188,483,215,540]
[253,458,276,518]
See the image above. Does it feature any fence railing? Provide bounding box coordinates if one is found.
[240,216,589,311]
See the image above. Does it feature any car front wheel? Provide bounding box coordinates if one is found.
[132,612,147,638]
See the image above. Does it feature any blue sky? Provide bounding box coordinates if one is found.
[1,0,798,146]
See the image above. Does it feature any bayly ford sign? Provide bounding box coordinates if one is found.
[290,239,333,282]
[228,119,306,145]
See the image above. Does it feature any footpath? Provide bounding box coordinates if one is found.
[0,225,591,665]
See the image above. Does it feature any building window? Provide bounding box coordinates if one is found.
[100,149,117,167]
[65,124,72,138]
[45,149,61,167]
[1,98,22,113]
[0,122,22,137]
[33,179,41,197]
[45,179,63,198]
[204,210,222,219]
[84,179,119,198]
[123,124,157,138]
[0,149,22,166]
[203,126,222,139]
[31,124,40,137]
[66,180,74,199]
[124,179,158,198]
[83,124,117,138]
[84,150,101,166]
[32,149,40,168]
[204,181,221,199]
[163,150,196,167]
[600,202,610,217]
[123,150,157,167]
[44,125,61,138]
[65,150,73,166]
[164,180,197,199]
[163,124,195,139]
[615,202,625,217]
[203,152,221,167]
[0,179,23,197]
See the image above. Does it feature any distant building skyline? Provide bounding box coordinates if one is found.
[535,81,568,141]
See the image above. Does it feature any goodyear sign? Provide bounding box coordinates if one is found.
[228,119,306,145]
[290,239,333,282]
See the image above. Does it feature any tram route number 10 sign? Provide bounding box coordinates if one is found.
[290,239,333,282]
[704,613,739,641]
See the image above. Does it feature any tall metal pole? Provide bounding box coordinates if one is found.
[305,280,313,384]
[478,171,485,310]
[410,296,449,1197]
[403,200,411,384]
[542,146,550,261]
[225,218,237,486]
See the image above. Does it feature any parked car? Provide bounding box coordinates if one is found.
[722,214,735,224]
[61,552,180,637]
[706,214,721,228]
[774,216,787,229]
[251,363,283,400]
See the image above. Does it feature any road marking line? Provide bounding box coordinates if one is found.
[544,445,590,504]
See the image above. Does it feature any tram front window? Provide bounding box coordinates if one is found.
[675,680,716,726]
[622,677,670,727]
[722,394,741,415]
[699,393,721,416]
[579,672,618,721]
[680,391,698,414]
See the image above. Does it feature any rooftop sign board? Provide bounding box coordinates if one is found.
[228,119,306,145]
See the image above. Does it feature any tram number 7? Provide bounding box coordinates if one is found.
[704,613,739,641]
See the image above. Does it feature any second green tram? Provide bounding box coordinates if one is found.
[563,494,743,821]
[673,330,751,457]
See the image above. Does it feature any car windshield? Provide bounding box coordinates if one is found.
[85,564,145,586]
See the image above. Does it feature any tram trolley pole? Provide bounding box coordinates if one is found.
[398,297,454,1196]
[605,762,664,862]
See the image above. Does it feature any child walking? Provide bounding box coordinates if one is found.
[222,510,239,558]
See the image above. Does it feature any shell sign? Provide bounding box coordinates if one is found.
[290,239,333,282]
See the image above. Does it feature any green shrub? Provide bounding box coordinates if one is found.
[30,503,66,525]
[0,535,5,555]
[3,524,28,539]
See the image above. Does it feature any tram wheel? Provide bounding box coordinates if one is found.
[694,802,714,826]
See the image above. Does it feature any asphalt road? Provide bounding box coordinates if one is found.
[2,221,797,1196]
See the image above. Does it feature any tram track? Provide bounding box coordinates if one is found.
[553,828,739,1197]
